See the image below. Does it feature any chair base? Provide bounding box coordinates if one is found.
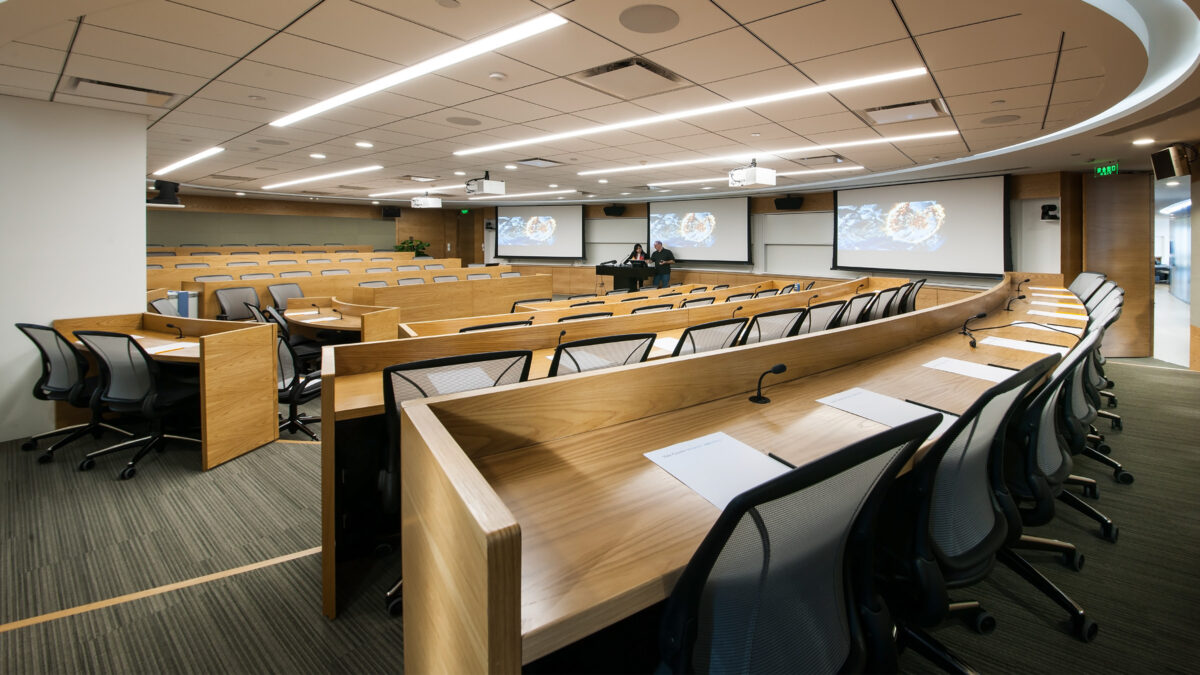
[385,577,403,616]
[280,413,321,441]
[24,419,134,461]
[78,431,200,479]
[997,547,1098,642]
[896,623,979,675]
[1057,490,1119,541]
[1081,445,1134,484]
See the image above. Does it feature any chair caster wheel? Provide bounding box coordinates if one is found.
[78,458,95,471]
[119,466,137,480]
[1114,469,1133,485]
[1082,484,1099,499]
[1101,523,1119,543]
[1111,419,1123,431]
[1107,397,1118,408]
[1072,615,1098,642]
[1095,443,1111,455]
[36,453,53,464]
[91,428,105,439]
[21,439,36,451]
[1063,550,1085,571]
[969,609,996,635]
[387,596,403,616]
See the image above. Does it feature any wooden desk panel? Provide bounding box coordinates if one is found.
[149,244,375,256]
[149,257,464,290]
[351,274,554,322]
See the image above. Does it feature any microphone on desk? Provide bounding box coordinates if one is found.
[331,307,343,318]
[749,364,787,405]
[1015,277,1031,294]
[1005,294,1027,311]
[601,260,617,266]
[854,283,866,294]
[557,329,567,346]
[961,312,987,348]
[731,305,743,318]
[165,323,184,339]
[806,294,819,308]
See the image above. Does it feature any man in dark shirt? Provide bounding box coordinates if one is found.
[650,240,675,289]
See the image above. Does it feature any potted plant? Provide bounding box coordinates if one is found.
[395,237,431,256]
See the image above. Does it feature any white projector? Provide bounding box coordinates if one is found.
[411,196,442,208]
[465,178,506,195]
[728,165,776,187]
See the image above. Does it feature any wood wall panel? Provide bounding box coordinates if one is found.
[585,203,648,219]
[1083,173,1153,356]
[1011,173,1060,200]
[175,194,383,219]
[1060,173,1084,283]
[750,192,834,214]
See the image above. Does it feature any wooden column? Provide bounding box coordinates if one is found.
[1083,173,1153,356]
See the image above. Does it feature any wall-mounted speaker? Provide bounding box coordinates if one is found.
[148,180,180,205]
[381,205,403,219]
[1151,144,1193,180]
[774,196,804,210]
[603,205,626,217]
[1040,204,1059,221]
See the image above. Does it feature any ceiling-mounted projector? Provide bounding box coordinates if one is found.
[729,160,776,188]
[411,196,442,208]
[465,170,506,195]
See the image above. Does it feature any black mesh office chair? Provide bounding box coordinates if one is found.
[548,333,656,376]
[241,272,274,280]
[380,350,533,614]
[1067,271,1107,303]
[631,303,673,314]
[511,298,551,312]
[688,286,708,293]
[322,269,352,276]
[885,282,913,317]
[267,282,304,309]
[459,320,533,333]
[620,296,649,302]
[724,292,753,303]
[397,277,424,285]
[15,324,133,462]
[276,336,321,440]
[72,332,200,480]
[557,312,613,322]
[570,299,605,307]
[215,287,260,320]
[752,288,778,298]
[796,300,847,335]
[359,280,388,288]
[262,305,322,366]
[568,293,596,300]
[606,288,631,295]
[671,318,747,357]
[681,297,715,308]
[149,298,180,316]
[739,308,806,345]
[711,284,729,291]
[899,279,926,314]
[861,286,900,323]
[834,292,876,328]
[659,416,940,674]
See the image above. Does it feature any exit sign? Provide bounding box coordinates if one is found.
[1095,163,1119,176]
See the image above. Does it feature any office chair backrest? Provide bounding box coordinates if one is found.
[424,263,445,269]
[660,292,682,297]
[268,250,294,255]
[230,250,255,255]
[279,270,311,277]
[148,298,180,316]
[307,258,331,263]
[835,292,875,328]
[500,271,520,278]
[466,273,490,280]
[681,297,715,307]
[147,251,175,257]
[673,318,747,357]
[606,288,630,295]
[366,267,390,273]
[189,251,219,256]
[467,263,485,267]
[1084,280,1119,312]
[240,272,274,280]
[901,279,926,313]
[557,311,613,322]
[146,264,163,270]
[194,274,234,282]
[688,286,708,293]
[1067,271,1106,302]
[340,257,363,262]
[885,283,912,317]
[73,332,156,405]
[397,277,425,285]
[711,284,729,291]
[632,303,674,314]
[16,323,89,399]
[753,288,778,298]
[740,307,807,345]
[301,249,323,253]
[244,303,268,323]
[1024,331,1102,480]
[275,335,309,395]
[549,333,656,376]
[177,262,209,269]
[568,293,596,300]
[215,287,260,320]
[262,305,292,339]
[228,261,259,267]
[433,275,458,282]
[397,265,420,271]
[796,300,846,335]
[321,269,350,276]
[359,280,388,287]
[863,286,900,322]
[267,283,304,309]
[511,298,551,312]
[459,320,533,333]
[268,259,298,265]
[724,292,753,303]
[620,296,649,302]
[660,416,939,675]
[570,299,604,307]
[371,257,392,261]
[779,284,794,295]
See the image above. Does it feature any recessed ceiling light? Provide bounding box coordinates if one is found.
[1166,180,1180,186]
[411,176,436,182]
[548,183,558,188]
[504,164,518,170]
[262,165,383,190]
[584,132,953,176]
[370,183,466,197]
[455,67,929,156]
[469,189,577,201]
[310,153,326,159]
[355,141,374,148]
[1132,138,1155,145]
[620,192,630,195]
[454,171,466,176]
[598,179,608,183]
[235,192,246,196]
[153,147,224,176]
[269,13,567,127]
[701,186,713,190]
[488,72,507,81]
[750,132,761,137]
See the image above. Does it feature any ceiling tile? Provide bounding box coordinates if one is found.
[286,0,459,66]
[555,0,738,54]
[507,78,621,113]
[248,33,398,85]
[645,28,787,84]
[685,108,771,133]
[196,81,316,112]
[497,22,633,76]
[286,115,369,137]
[935,53,1057,96]
[85,2,273,57]
[54,92,165,119]
[175,97,280,124]
[573,101,656,124]
[149,122,240,143]
[748,0,908,64]
[949,107,1047,130]
[795,40,936,111]
[219,60,352,100]
[379,117,468,140]
[413,107,510,132]
[171,0,318,30]
[348,92,442,118]
[158,109,263,133]
[704,66,815,100]
[437,52,554,93]
[1055,47,1105,80]
[388,74,493,107]
[0,42,64,74]
[916,14,1061,71]
[0,83,51,100]
[778,112,870,137]
[945,84,1051,115]
[63,54,210,97]
[1050,76,1103,104]
[71,25,237,78]
[893,0,1018,35]
[455,94,559,123]
[711,0,823,24]
[12,20,77,50]
[357,0,547,41]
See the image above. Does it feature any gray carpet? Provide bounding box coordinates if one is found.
[2,364,1198,673]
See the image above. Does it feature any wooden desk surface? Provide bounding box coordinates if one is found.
[71,329,202,363]
[284,307,362,331]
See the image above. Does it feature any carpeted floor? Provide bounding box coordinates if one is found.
[1,363,1197,673]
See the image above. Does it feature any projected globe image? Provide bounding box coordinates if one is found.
[498,215,557,246]
[650,211,717,248]
[838,201,946,252]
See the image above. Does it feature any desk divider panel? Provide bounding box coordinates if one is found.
[351,274,554,322]
[149,244,376,257]
[148,257,462,289]
[198,322,278,469]
[320,345,340,618]
[360,308,401,342]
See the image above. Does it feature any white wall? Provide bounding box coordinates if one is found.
[147,210,395,249]
[1011,198,1061,273]
[0,96,146,441]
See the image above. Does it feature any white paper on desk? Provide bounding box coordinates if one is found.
[144,341,190,354]
[817,388,958,438]
[289,310,319,316]
[1029,286,1068,292]
[1032,293,1077,300]
[1013,321,1083,336]
[305,316,340,323]
[652,336,678,353]
[923,357,1013,383]
[979,336,1069,355]
[1027,309,1087,321]
[1032,300,1084,309]
[644,432,789,510]
[427,366,494,395]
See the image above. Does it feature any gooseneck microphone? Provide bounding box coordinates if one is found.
[1005,294,1027,311]
[855,283,866,294]
[731,305,743,318]
[165,323,184,339]
[557,329,567,346]
[961,312,986,348]
[806,294,819,308]
[749,364,787,404]
[602,259,618,266]
[1016,277,1031,294]
[331,307,343,318]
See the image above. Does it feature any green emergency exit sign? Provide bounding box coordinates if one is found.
[1095,162,1119,176]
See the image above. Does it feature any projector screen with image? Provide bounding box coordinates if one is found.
[835,176,1006,276]
[496,205,585,259]
[649,197,750,263]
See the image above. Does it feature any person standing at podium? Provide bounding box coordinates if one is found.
[650,240,676,289]
[623,243,647,264]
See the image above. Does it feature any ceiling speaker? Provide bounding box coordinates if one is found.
[148,180,180,205]
[603,204,626,216]
[1151,144,1193,180]
[774,196,804,210]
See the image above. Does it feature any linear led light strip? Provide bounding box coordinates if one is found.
[647,165,866,187]
[270,14,567,127]
[153,147,224,176]
[370,184,466,198]
[262,165,383,190]
[468,189,577,200]
[579,130,960,176]
[454,67,928,156]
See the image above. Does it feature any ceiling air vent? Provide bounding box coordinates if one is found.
[337,185,371,190]
[862,99,946,125]
[515,158,563,168]
[208,174,256,181]
[65,77,181,107]
[569,57,687,100]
